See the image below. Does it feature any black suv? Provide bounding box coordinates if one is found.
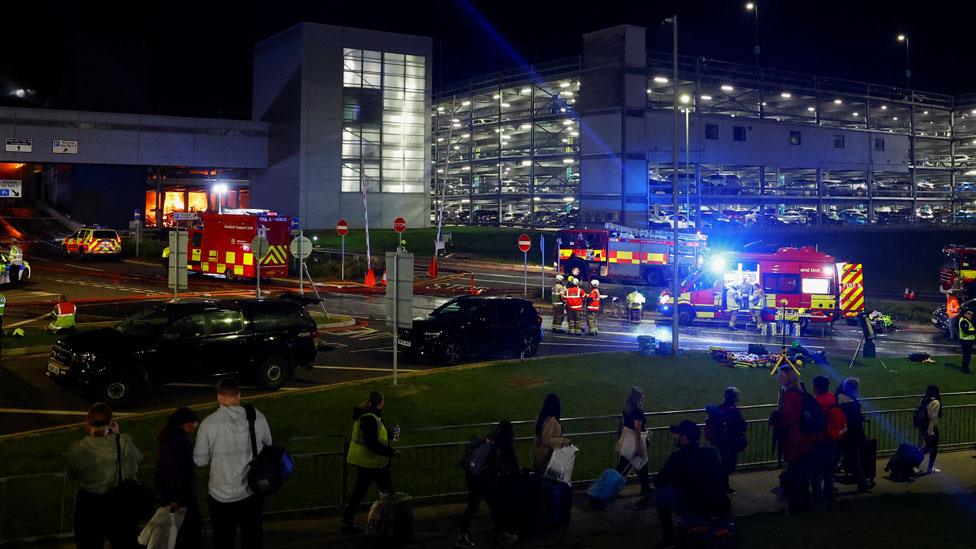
[47,297,318,405]
[397,296,543,365]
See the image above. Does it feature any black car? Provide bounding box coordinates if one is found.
[397,296,543,365]
[932,298,976,332]
[47,297,319,405]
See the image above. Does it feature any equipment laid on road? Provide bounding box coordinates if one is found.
[556,223,707,286]
[165,211,292,281]
[659,246,863,332]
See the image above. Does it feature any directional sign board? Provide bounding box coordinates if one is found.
[172,212,199,222]
[251,235,270,259]
[52,139,78,154]
[393,217,407,234]
[0,180,22,198]
[5,138,32,153]
[518,233,532,253]
[290,236,313,260]
[168,231,188,290]
[385,252,414,329]
[336,219,348,236]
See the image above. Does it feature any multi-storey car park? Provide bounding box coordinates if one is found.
[431,25,976,229]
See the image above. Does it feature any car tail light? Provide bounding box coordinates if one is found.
[312,329,320,341]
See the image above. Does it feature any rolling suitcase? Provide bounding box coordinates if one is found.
[510,469,543,539]
[586,468,626,504]
[885,443,924,480]
[366,491,414,545]
[860,438,878,480]
[540,478,573,530]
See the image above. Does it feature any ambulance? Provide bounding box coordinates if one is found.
[658,246,864,328]
[175,211,292,280]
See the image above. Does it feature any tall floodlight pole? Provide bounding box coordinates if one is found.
[746,2,759,67]
[671,15,680,356]
[897,34,911,91]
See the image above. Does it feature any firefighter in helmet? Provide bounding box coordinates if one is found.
[551,274,567,333]
[585,279,605,336]
[626,288,645,324]
[563,277,585,335]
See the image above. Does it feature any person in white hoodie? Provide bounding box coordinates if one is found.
[194,378,272,549]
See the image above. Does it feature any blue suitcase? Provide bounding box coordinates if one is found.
[586,468,626,503]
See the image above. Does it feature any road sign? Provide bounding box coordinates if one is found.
[518,234,532,253]
[336,219,349,236]
[52,139,78,154]
[172,212,199,221]
[290,236,313,260]
[290,217,300,231]
[5,138,32,153]
[133,209,141,220]
[393,217,407,234]
[250,235,270,259]
[0,180,22,198]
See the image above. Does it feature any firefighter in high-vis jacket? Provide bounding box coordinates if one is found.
[586,279,605,336]
[626,289,645,324]
[563,277,585,335]
[48,295,77,333]
[749,283,765,330]
[551,274,567,333]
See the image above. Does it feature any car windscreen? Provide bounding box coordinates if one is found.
[93,230,117,239]
[117,307,171,336]
[431,299,484,318]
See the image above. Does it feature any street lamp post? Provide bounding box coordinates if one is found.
[746,2,759,66]
[213,182,228,214]
[670,15,680,356]
[897,34,911,91]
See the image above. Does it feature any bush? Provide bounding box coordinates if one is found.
[305,253,368,281]
[120,234,168,261]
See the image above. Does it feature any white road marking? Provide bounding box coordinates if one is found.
[63,263,106,272]
[351,346,394,353]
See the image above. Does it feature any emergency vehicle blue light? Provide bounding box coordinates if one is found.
[709,256,727,273]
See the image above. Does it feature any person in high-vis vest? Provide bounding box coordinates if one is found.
[946,291,962,341]
[563,278,584,335]
[0,292,5,360]
[626,289,645,324]
[551,275,567,333]
[342,391,399,534]
[585,279,605,336]
[749,284,765,330]
[49,295,77,333]
[960,310,976,374]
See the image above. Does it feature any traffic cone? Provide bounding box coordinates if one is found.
[428,256,439,278]
[381,271,387,287]
[903,287,911,300]
[364,268,376,287]
[908,289,916,300]
[470,273,477,295]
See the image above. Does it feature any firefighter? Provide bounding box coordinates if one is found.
[585,279,605,336]
[563,277,585,335]
[947,290,962,341]
[551,274,567,333]
[0,291,5,360]
[749,283,765,330]
[960,309,976,374]
[626,288,645,324]
[49,295,77,333]
[161,246,170,271]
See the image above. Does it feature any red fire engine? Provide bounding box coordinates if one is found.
[940,245,976,292]
[556,223,707,285]
[184,211,292,280]
[658,246,865,327]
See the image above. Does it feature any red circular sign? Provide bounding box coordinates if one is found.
[336,219,349,236]
[518,234,531,253]
[393,217,407,234]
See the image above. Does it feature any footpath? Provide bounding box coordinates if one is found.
[49,449,976,548]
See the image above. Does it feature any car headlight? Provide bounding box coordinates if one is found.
[78,352,97,362]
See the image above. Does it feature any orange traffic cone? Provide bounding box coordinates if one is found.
[381,271,387,287]
[428,256,439,278]
[903,287,912,300]
[364,268,376,287]
[908,289,916,300]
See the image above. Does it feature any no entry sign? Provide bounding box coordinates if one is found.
[518,234,531,253]
[393,217,407,234]
[336,219,349,236]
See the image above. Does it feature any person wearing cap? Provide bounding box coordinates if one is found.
[960,309,975,374]
[775,367,819,512]
[585,279,605,336]
[551,274,567,333]
[653,420,730,548]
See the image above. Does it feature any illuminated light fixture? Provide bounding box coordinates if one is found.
[647,89,652,94]
[560,90,574,96]
[533,197,541,202]
[700,95,712,101]
[461,100,471,106]
[494,128,501,133]
[436,168,444,174]
[562,158,575,164]
[492,94,500,99]
[971,109,976,115]
[881,105,888,110]
[893,117,899,121]
[780,92,792,99]
[451,118,460,123]
[461,166,471,171]
[562,138,569,143]
[453,145,460,150]
[452,123,461,128]
[570,131,579,137]
[853,112,859,116]
[563,119,574,125]
[461,133,470,138]
[521,160,532,166]
[897,34,906,42]
[501,102,510,108]
[520,124,531,130]
[807,106,815,112]
[923,110,929,114]
[745,2,755,10]
[560,107,567,112]
[721,84,734,92]
[653,76,669,84]
[559,81,570,88]
[437,137,443,142]
[521,87,531,94]
[437,106,444,112]
[679,94,691,104]
[834,99,843,105]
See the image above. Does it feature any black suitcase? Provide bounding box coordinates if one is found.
[860,438,878,480]
[540,478,573,531]
[885,443,924,479]
[510,469,543,538]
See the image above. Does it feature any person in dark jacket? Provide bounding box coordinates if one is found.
[705,387,747,493]
[155,406,202,549]
[455,420,519,548]
[836,377,873,491]
[653,420,730,549]
[342,391,400,535]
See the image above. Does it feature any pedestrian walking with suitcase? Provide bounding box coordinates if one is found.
[455,421,519,548]
[341,390,401,535]
[915,385,942,474]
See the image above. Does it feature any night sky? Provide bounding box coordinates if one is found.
[2,0,973,118]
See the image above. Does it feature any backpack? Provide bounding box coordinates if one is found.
[912,402,929,430]
[825,404,847,441]
[704,406,730,446]
[244,404,294,496]
[460,436,493,477]
[796,385,827,435]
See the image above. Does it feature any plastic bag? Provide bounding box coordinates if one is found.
[137,507,184,549]
[616,427,648,467]
[544,445,578,486]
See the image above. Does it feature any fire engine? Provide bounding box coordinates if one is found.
[658,246,865,328]
[940,245,976,294]
[173,211,292,280]
[556,223,707,285]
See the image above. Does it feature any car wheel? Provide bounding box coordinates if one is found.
[257,355,290,389]
[100,375,135,407]
[61,245,69,258]
[519,334,539,359]
[677,306,694,326]
[644,269,663,286]
[440,338,465,366]
[78,250,85,262]
[224,268,237,282]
